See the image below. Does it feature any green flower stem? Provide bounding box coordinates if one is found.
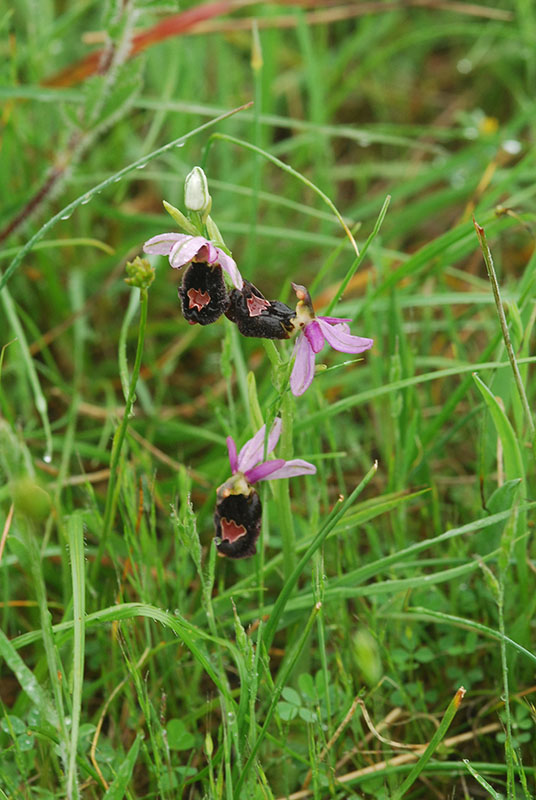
[93,287,148,578]
[274,392,296,579]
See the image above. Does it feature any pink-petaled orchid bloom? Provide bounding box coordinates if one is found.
[214,418,316,558]
[143,232,242,289]
[226,418,316,486]
[290,283,374,397]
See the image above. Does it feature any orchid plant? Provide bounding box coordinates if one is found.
[142,167,373,558]
[214,419,316,558]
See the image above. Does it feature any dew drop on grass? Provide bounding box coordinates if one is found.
[464,127,478,140]
[457,58,472,74]
[136,162,148,170]
[43,453,52,464]
[113,176,122,183]
[502,139,522,155]
[81,194,91,205]
[175,142,185,148]
[60,213,72,220]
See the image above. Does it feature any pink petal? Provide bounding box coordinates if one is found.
[217,249,243,290]
[201,242,219,263]
[244,459,286,484]
[304,320,325,353]
[143,232,184,256]
[317,318,374,354]
[318,315,351,324]
[226,436,238,474]
[169,236,212,268]
[261,459,316,480]
[290,334,316,396]
[237,418,282,473]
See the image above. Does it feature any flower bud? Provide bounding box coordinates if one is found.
[125,257,155,290]
[184,166,212,216]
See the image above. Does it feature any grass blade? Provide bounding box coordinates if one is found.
[103,734,142,800]
[67,512,86,800]
[391,687,466,800]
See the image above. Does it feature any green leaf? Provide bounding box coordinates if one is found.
[277,702,298,721]
[392,688,465,800]
[298,672,316,701]
[102,735,142,800]
[0,630,57,728]
[472,373,525,483]
[163,201,200,236]
[281,687,301,706]
[486,479,522,515]
[166,719,196,751]
[1,715,26,735]
[298,708,317,723]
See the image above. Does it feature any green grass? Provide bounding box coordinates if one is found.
[1,1,536,798]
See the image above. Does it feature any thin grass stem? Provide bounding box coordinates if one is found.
[474,219,535,439]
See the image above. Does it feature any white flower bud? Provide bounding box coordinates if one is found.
[184,166,211,215]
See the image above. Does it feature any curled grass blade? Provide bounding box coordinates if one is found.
[11,603,238,706]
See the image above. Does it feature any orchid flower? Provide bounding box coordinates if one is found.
[225,279,296,340]
[290,283,374,396]
[143,233,242,325]
[226,417,316,484]
[143,233,242,289]
[214,418,316,558]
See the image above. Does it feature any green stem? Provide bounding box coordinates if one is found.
[275,392,296,579]
[325,194,390,316]
[93,288,148,577]
[474,219,535,438]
